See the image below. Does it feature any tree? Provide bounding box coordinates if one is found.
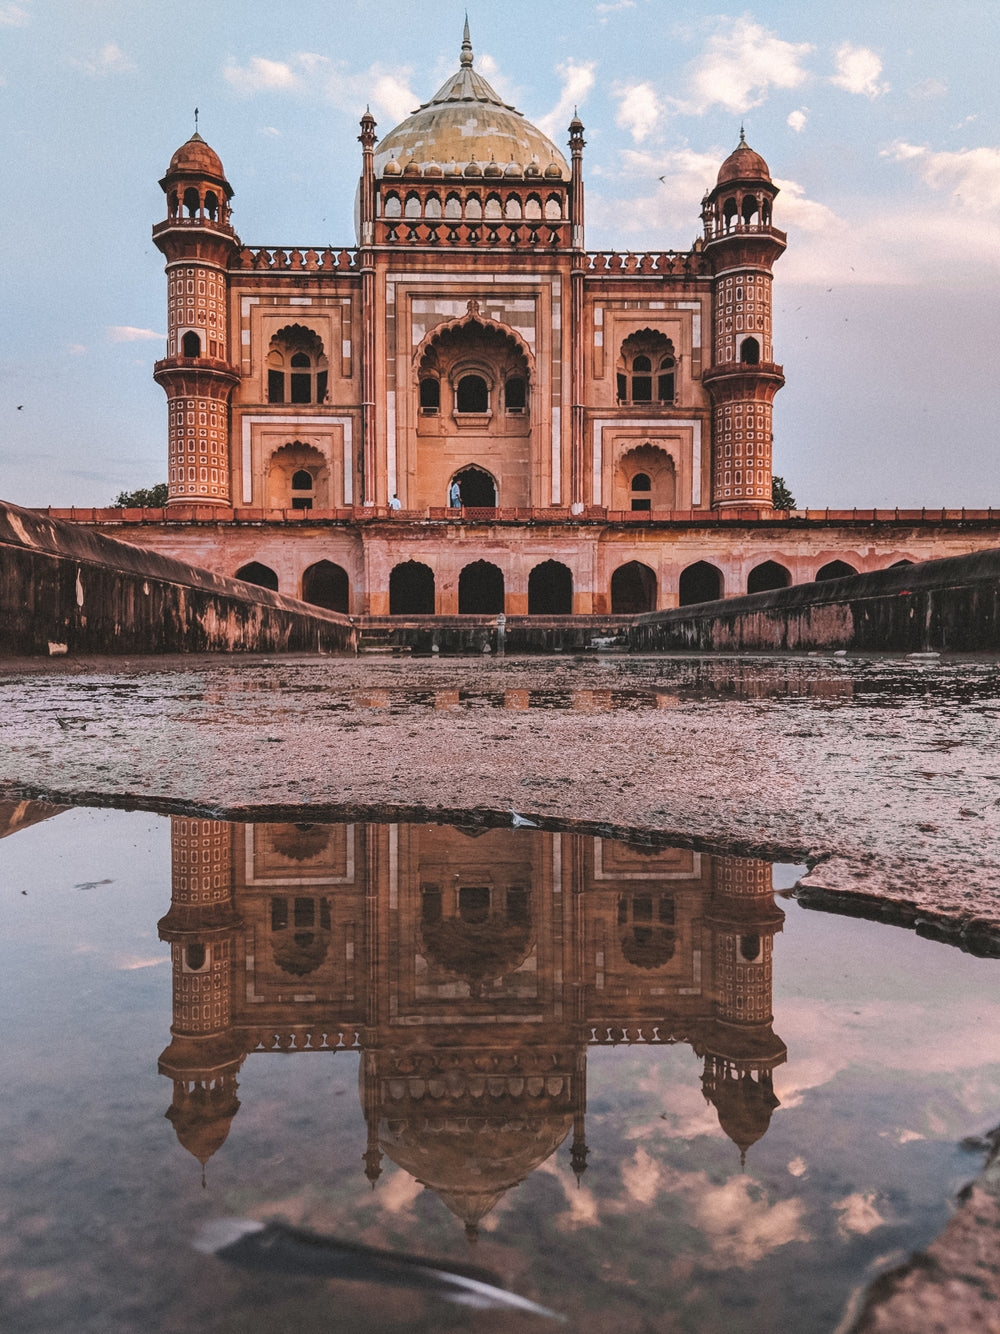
[771,476,797,510]
[113,483,169,508]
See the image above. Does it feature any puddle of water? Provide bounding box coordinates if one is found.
[1,807,999,1333]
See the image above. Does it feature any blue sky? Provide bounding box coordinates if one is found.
[2,0,998,508]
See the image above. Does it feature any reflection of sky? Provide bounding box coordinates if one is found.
[2,809,1000,1334]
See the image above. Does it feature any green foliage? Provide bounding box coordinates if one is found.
[113,483,169,508]
[771,476,797,510]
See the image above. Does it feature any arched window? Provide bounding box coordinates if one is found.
[419,377,440,412]
[444,193,462,219]
[302,560,349,612]
[459,560,504,614]
[267,325,328,405]
[183,187,200,219]
[545,194,563,220]
[390,561,435,614]
[679,561,724,605]
[611,561,657,613]
[630,472,651,512]
[504,376,526,412]
[747,561,791,594]
[456,374,488,413]
[528,560,573,615]
[815,560,858,582]
[204,191,219,222]
[465,195,482,220]
[740,934,761,961]
[383,192,402,219]
[618,893,676,968]
[290,469,314,510]
[181,331,201,358]
[236,562,279,591]
[185,943,207,971]
[451,466,497,508]
[740,336,760,365]
[424,194,442,219]
[617,331,676,405]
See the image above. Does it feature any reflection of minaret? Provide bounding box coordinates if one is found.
[157,817,244,1180]
[701,856,786,1167]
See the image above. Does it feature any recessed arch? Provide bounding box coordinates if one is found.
[747,560,791,594]
[815,560,858,582]
[302,560,349,613]
[236,562,278,592]
[528,560,573,615]
[611,561,657,613]
[451,466,497,508]
[181,331,201,358]
[459,560,504,614]
[679,561,724,605]
[740,336,760,365]
[267,324,328,405]
[390,561,435,615]
[267,441,330,510]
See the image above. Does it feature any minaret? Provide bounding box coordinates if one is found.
[152,129,240,507]
[701,132,786,512]
[569,112,586,514]
[701,855,786,1167]
[157,817,244,1179]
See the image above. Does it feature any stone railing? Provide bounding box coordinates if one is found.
[702,360,784,381]
[702,220,788,244]
[585,250,708,275]
[233,246,359,272]
[376,219,566,248]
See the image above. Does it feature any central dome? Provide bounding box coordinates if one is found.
[374,23,568,179]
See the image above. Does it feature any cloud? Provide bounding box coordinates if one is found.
[67,343,87,356]
[72,42,134,76]
[223,52,418,124]
[910,77,947,101]
[834,1191,891,1238]
[260,126,281,137]
[615,82,663,142]
[787,108,808,133]
[678,18,812,115]
[596,0,635,20]
[108,327,163,343]
[536,58,596,139]
[830,42,887,99]
[0,4,30,26]
[882,140,1000,211]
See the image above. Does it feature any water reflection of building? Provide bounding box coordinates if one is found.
[158,819,786,1230]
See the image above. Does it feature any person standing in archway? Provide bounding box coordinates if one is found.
[448,479,462,509]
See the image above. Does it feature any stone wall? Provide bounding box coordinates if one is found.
[0,501,356,657]
[629,549,1000,653]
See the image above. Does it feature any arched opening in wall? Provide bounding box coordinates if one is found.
[722,196,738,231]
[181,331,201,358]
[302,560,349,613]
[456,373,489,412]
[815,560,858,582]
[459,560,504,614]
[267,442,330,510]
[183,187,200,218]
[451,466,497,508]
[528,560,573,615]
[611,561,657,613]
[420,883,533,983]
[747,561,791,594]
[236,562,279,591]
[740,336,760,365]
[390,561,435,614]
[384,192,402,218]
[889,559,914,568]
[617,330,676,405]
[425,194,442,219]
[185,943,207,971]
[270,894,332,976]
[204,191,219,222]
[679,561,724,605]
[618,893,676,968]
[615,443,676,512]
[740,934,761,962]
[504,376,527,412]
[742,195,760,226]
[267,325,328,404]
[419,377,440,412]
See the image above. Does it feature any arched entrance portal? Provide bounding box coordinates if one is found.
[815,560,858,582]
[679,561,723,606]
[302,560,349,612]
[459,561,504,614]
[390,561,435,614]
[451,467,497,508]
[236,562,278,591]
[528,561,573,615]
[747,561,791,594]
[611,561,657,613]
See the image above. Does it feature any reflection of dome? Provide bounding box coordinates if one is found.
[165,132,227,181]
[166,1078,240,1166]
[373,24,568,180]
[703,1061,780,1165]
[716,131,771,185]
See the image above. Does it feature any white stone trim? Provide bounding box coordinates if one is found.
[239,414,354,505]
[593,839,701,880]
[590,417,702,506]
[243,824,355,885]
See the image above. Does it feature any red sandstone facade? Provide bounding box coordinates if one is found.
[63,23,990,617]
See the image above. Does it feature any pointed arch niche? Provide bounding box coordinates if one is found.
[266,441,331,510]
[613,443,676,512]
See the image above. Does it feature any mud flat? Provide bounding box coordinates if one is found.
[2,651,998,947]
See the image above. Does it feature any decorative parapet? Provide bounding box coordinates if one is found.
[233,246,359,272]
[585,250,709,275]
[376,219,565,248]
[702,219,787,245]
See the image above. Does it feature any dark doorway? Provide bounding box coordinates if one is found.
[815,560,858,582]
[390,561,435,614]
[679,561,723,605]
[459,560,504,614]
[528,560,573,614]
[236,562,278,591]
[456,374,488,412]
[611,561,657,613]
[302,560,349,612]
[747,560,791,594]
[452,466,497,507]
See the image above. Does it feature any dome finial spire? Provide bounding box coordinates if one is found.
[739,123,746,144]
[461,14,473,66]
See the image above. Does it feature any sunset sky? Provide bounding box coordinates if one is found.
[2,0,998,508]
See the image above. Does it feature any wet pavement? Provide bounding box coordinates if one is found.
[1,653,998,947]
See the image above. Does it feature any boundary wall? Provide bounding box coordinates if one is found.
[629,549,1000,653]
[0,501,356,657]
